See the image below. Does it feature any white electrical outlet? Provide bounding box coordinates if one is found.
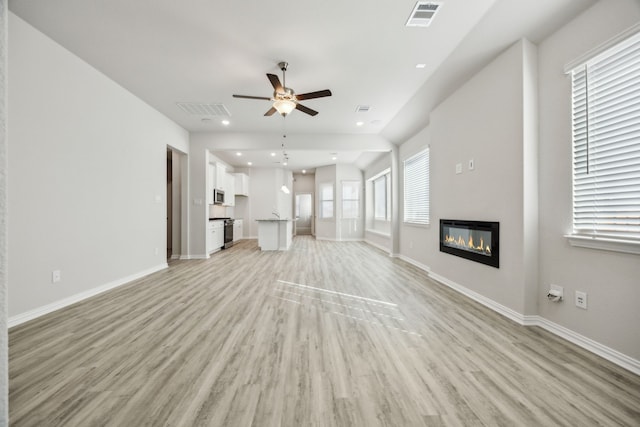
[52,270,61,283]
[548,284,564,301]
[154,247,159,256]
[468,159,475,171]
[455,163,462,174]
[575,291,588,309]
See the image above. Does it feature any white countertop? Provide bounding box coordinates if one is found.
[255,218,293,221]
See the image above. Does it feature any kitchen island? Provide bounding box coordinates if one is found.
[256,219,293,251]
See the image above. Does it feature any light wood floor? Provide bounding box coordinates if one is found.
[9,237,640,426]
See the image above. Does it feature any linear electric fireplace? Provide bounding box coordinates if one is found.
[440,219,500,268]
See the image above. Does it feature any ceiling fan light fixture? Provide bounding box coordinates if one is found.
[273,99,296,116]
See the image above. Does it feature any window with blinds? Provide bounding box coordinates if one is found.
[373,174,388,220]
[342,181,361,219]
[319,182,334,219]
[570,31,640,245]
[403,148,430,225]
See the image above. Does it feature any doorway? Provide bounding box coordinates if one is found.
[295,193,313,235]
[167,147,187,260]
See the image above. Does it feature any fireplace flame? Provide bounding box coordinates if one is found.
[444,233,492,256]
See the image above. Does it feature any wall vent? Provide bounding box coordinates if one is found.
[176,102,231,117]
[406,1,442,27]
[355,105,370,113]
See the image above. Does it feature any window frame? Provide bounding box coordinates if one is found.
[318,182,334,220]
[566,30,640,255]
[373,173,390,221]
[341,180,361,219]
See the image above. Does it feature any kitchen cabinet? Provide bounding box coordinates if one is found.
[234,173,250,196]
[233,219,243,242]
[214,162,227,191]
[223,173,235,206]
[208,220,224,254]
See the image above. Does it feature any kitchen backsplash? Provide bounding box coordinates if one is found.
[209,204,234,218]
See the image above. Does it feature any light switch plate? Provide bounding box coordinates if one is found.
[455,163,462,174]
[469,159,475,171]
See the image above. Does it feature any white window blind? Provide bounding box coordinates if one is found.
[342,181,361,219]
[319,182,334,219]
[403,148,430,225]
[571,31,640,243]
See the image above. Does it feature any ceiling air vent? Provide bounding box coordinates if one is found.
[406,1,442,27]
[176,102,231,117]
[355,105,370,113]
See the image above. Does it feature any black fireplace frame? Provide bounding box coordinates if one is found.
[439,219,500,268]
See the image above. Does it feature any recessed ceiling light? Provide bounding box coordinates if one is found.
[302,169,306,174]
[270,152,276,157]
[221,119,230,125]
[247,161,252,166]
[236,152,242,156]
[332,156,337,161]
[356,121,364,126]
[283,162,288,166]
[416,63,426,69]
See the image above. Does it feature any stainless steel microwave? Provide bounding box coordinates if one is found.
[213,189,225,205]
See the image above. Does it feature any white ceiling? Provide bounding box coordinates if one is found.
[9,0,596,171]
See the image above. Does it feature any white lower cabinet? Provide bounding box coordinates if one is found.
[233,219,243,242]
[208,220,224,254]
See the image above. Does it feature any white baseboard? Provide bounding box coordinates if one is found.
[428,271,526,325]
[8,263,168,328]
[170,254,181,260]
[399,254,640,377]
[179,254,208,260]
[532,316,640,376]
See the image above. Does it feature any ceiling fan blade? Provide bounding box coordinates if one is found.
[295,103,318,116]
[233,94,271,101]
[264,107,277,116]
[295,89,332,101]
[267,74,283,92]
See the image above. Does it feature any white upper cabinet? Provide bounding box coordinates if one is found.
[224,172,235,206]
[234,173,250,196]
[214,162,227,191]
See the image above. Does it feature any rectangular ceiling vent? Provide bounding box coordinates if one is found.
[406,1,442,27]
[355,105,370,113]
[176,102,231,117]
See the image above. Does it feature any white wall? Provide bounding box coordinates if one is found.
[0,0,8,421]
[8,13,189,319]
[421,39,535,315]
[537,0,640,359]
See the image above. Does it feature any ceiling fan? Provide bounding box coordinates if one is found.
[233,62,332,117]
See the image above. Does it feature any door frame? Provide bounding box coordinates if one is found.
[294,192,314,236]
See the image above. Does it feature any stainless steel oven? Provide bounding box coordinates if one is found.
[223,218,234,249]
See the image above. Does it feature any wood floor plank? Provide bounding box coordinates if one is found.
[9,237,640,426]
